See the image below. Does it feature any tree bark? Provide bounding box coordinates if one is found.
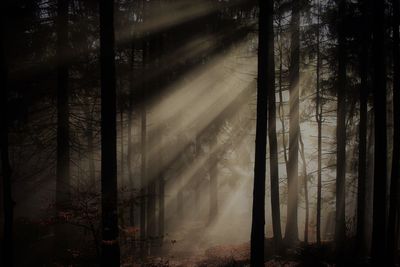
[250,0,270,265]
[371,0,387,264]
[99,0,120,265]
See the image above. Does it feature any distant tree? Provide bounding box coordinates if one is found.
[250,0,271,265]
[371,0,387,264]
[285,0,300,245]
[99,0,120,265]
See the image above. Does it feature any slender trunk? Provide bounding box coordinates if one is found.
[120,110,124,188]
[285,0,300,245]
[127,42,134,227]
[387,0,400,264]
[158,142,165,244]
[119,109,125,226]
[209,160,218,223]
[315,0,323,246]
[299,133,309,244]
[335,0,347,257]
[99,0,120,265]
[371,0,387,264]
[55,0,70,259]
[250,0,270,265]
[140,40,148,257]
[356,0,370,257]
[267,1,282,249]
[56,0,70,216]
[1,11,13,267]
[87,115,96,188]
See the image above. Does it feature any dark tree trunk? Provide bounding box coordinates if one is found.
[86,112,96,188]
[140,39,148,257]
[56,0,70,216]
[158,146,165,245]
[335,0,347,257]
[267,0,282,249]
[55,0,71,258]
[127,42,135,227]
[146,38,156,250]
[356,0,370,257]
[371,0,388,264]
[1,10,13,267]
[315,0,323,246]
[250,0,270,265]
[120,109,124,189]
[387,0,400,264]
[299,133,309,244]
[99,0,120,265]
[285,0,300,245]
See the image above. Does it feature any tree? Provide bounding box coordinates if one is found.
[55,0,71,258]
[267,0,283,250]
[371,0,387,264]
[387,0,400,264]
[335,0,347,256]
[140,39,148,258]
[55,0,70,213]
[99,0,120,265]
[1,7,14,267]
[285,0,300,245]
[315,0,323,246]
[250,0,271,265]
[356,0,370,257]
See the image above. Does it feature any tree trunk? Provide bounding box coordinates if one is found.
[140,39,148,258]
[99,0,120,265]
[371,0,387,264]
[299,133,309,244]
[250,0,270,265]
[209,160,218,224]
[86,112,96,188]
[127,42,135,227]
[315,0,323,246]
[387,0,400,264]
[267,0,282,249]
[335,0,347,258]
[1,10,13,267]
[285,0,300,245]
[356,0,370,257]
[55,0,71,259]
